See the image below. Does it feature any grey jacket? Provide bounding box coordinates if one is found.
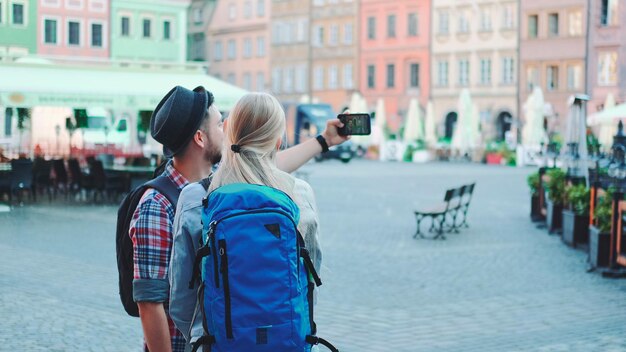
[168,176,322,347]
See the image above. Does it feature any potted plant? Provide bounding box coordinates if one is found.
[589,188,613,268]
[562,184,590,248]
[545,168,566,234]
[528,171,543,221]
[484,141,503,165]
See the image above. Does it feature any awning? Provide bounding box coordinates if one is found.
[0,62,248,110]
[587,102,626,126]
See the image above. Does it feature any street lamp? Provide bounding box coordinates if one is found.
[55,124,61,157]
[604,123,626,277]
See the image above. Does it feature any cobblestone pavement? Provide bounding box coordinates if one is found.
[1,161,625,351]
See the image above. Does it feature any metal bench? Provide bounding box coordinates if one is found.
[413,183,476,240]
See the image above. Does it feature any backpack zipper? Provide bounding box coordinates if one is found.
[219,239,233,339]
[208,221,219,289]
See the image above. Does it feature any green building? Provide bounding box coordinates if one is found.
[0,0,37,55]
[111,0,189,63]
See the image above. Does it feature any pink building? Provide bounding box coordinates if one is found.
[587,0,625,114]
[37,0,110,60]
[207,0,270,92]
[359,0,430,131]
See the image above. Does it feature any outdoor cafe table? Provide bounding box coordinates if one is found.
[0,163,11,212]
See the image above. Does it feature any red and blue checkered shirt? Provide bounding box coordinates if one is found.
[130,162,189,352]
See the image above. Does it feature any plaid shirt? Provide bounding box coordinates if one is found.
[130,162,189,352]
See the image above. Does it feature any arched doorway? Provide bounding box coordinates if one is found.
[444,112,458,139]
[496,111,513,141]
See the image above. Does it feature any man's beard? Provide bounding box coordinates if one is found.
[204,144,222,165]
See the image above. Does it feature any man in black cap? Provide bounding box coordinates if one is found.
[129,86,347,352]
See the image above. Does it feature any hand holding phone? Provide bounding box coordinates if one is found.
[337,113,372,136]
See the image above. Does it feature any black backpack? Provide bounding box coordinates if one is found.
[116,174,212,317]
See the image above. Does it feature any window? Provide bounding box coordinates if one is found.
[408,13,418,36]
[314,66,324,90]
[567,65,582,90]
[68,21,80,45]
[387,14,396,38]
[548,13,559,36]
[437,61,449,86]
[193,8,203,24]
[244,1,251,18]
[547,65,558,91]
[458,14,469,33]
[502,57,514,84]
[297,19,308,42]
[257,0,265,17]
[296,65,306,92]
[227,39,236,59]
[191,33,205,60]
[243,38,252,58]
[242,73,251,90]
[313,25,323,47]
[91,23,103,47]
[12,2,23,25]
[528,15,538,38]
[367,17,376,39]
[502,4,515,29]
[568,10,582,36]
[459,59,469,86]
[227,73,236,85]
[0,3,3,25]
[598,51,618,86]
[601,0,618,26]
[256,72,265,91]
[256,36,265,57]
[343,23,353,44]
[272,68,281,92]
[121,16,130,36]
[328,65,338,89]
[438,11,449,34]
[480,7,492,31]
[526,66,539,91]
[163,21,171,40]
[272,23,280,44]
[44,19,58,44]
[409,63,419,88]
[229,3,236,20]
[367,65,375,88]
[386,64,395,88]
[143,18,151,38]
[343,64,353,89]
[329,25,338,46]
[214,41,223,61]
[480,59,491,84]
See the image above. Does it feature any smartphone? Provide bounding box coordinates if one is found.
[337,113,372,136]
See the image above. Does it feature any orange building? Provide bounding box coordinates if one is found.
[359,0,430,132]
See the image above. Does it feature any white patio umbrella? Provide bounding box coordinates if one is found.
[470,103,481,148]
[451,89,474,153]
[424,101,437,147]
[596,94,618,150]
[403,98,423,142]
[522,86,548,146]
[348,92,372,145]
[371,98,387,145]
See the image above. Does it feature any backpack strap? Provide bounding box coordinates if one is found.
[306,336,340,352]
[145,174,181,209]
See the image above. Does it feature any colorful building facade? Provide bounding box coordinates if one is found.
[519,0,587,135]
[36,0,110,60]
[0,0,38,55]
[360,0,430,131]
[269,0,310,104]
[586,0,624,114]
[310,0,359,111]
[187,0,215,62]
[110,0,189,63]
[432,0,518,142]
[207,0,269,91]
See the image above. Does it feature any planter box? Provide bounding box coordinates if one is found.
[562,209,589,248]
[589,225,611,268]
[531,195,545,222]
[486,153,503,165]
[546,199,563,234]
[412,150,431,163]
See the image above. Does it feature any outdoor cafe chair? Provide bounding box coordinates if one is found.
[10,159,34,204]
[52,159,69,199]
[32,158,54,202]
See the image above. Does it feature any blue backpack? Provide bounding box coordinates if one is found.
[190,183,338,352]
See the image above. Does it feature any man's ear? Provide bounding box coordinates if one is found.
[276,137,282,150]
[193,130,205,148]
